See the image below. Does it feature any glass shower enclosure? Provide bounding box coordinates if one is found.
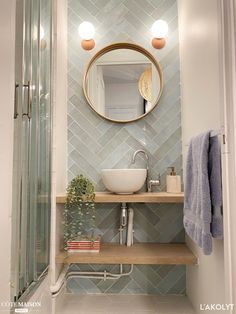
[11,0,52,301]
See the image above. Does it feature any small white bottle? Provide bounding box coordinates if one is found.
[166,167,181,193]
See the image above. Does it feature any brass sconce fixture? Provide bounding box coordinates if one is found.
[151,19,168,49]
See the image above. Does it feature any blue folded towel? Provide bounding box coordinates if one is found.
[208,135,223,238]
[184,131,223,255]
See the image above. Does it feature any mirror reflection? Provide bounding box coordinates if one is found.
[84,45,163,122]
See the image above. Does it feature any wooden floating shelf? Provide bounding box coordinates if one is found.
[56,192,184,204]
[56,243,197,265]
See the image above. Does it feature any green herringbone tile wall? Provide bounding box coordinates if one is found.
[67,0,184,294]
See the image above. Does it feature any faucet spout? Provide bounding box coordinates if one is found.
[131,149,149,191]
[131,149,149,168]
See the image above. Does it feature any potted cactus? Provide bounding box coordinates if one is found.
[63,175,100,252]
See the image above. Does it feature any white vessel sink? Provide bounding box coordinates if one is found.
[101,169,147,194]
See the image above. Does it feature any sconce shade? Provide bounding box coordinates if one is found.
[151,20,168,38]
[78,21,95,40]
[151,38,166,49]
[81,39,95,51]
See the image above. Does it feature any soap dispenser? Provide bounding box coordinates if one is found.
[166,167,181,193]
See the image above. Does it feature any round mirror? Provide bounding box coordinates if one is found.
[83,43,163,123]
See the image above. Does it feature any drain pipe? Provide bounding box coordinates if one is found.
[119,202,127,245]
[119,202,127,274]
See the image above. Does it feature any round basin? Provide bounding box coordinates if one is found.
[101,169,147,194]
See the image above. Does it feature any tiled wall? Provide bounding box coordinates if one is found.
[67,0,184,294]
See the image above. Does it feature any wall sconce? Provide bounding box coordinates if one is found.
[78,21,95,51]
[151,20,168,49]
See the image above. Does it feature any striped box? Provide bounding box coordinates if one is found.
[67,237,101,253]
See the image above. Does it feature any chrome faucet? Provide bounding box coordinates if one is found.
[131,149,149,165]
[148,178,161,192]
[131,150,150,192]
[131,149,161,192]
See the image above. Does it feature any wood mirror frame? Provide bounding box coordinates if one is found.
[83,43,163,123]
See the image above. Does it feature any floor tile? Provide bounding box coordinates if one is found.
[58,294,195,314]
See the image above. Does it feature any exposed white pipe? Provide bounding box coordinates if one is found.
[51,202,134,297]
[119,226,124,245]
[119,228,124,274]
[120,202,128,227]
[50,265,69,296]
[51,264,134,297]
[120,263,123,274]
[127,207,134,246]
[119,202,128,272]
[67,264,133,280]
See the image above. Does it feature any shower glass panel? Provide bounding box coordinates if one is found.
[36,0,51,276]
[11,0,52,301]
[18,0,32,294]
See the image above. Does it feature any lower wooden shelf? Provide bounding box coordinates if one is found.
[56,243,197,265]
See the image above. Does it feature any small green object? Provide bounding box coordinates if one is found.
[62,175,96,249]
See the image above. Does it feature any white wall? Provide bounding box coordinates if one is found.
[0,0,16,311]
[51,0,68,287]
[105,82,143,120]
[219,0,236,309]
[178,0,225,312]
